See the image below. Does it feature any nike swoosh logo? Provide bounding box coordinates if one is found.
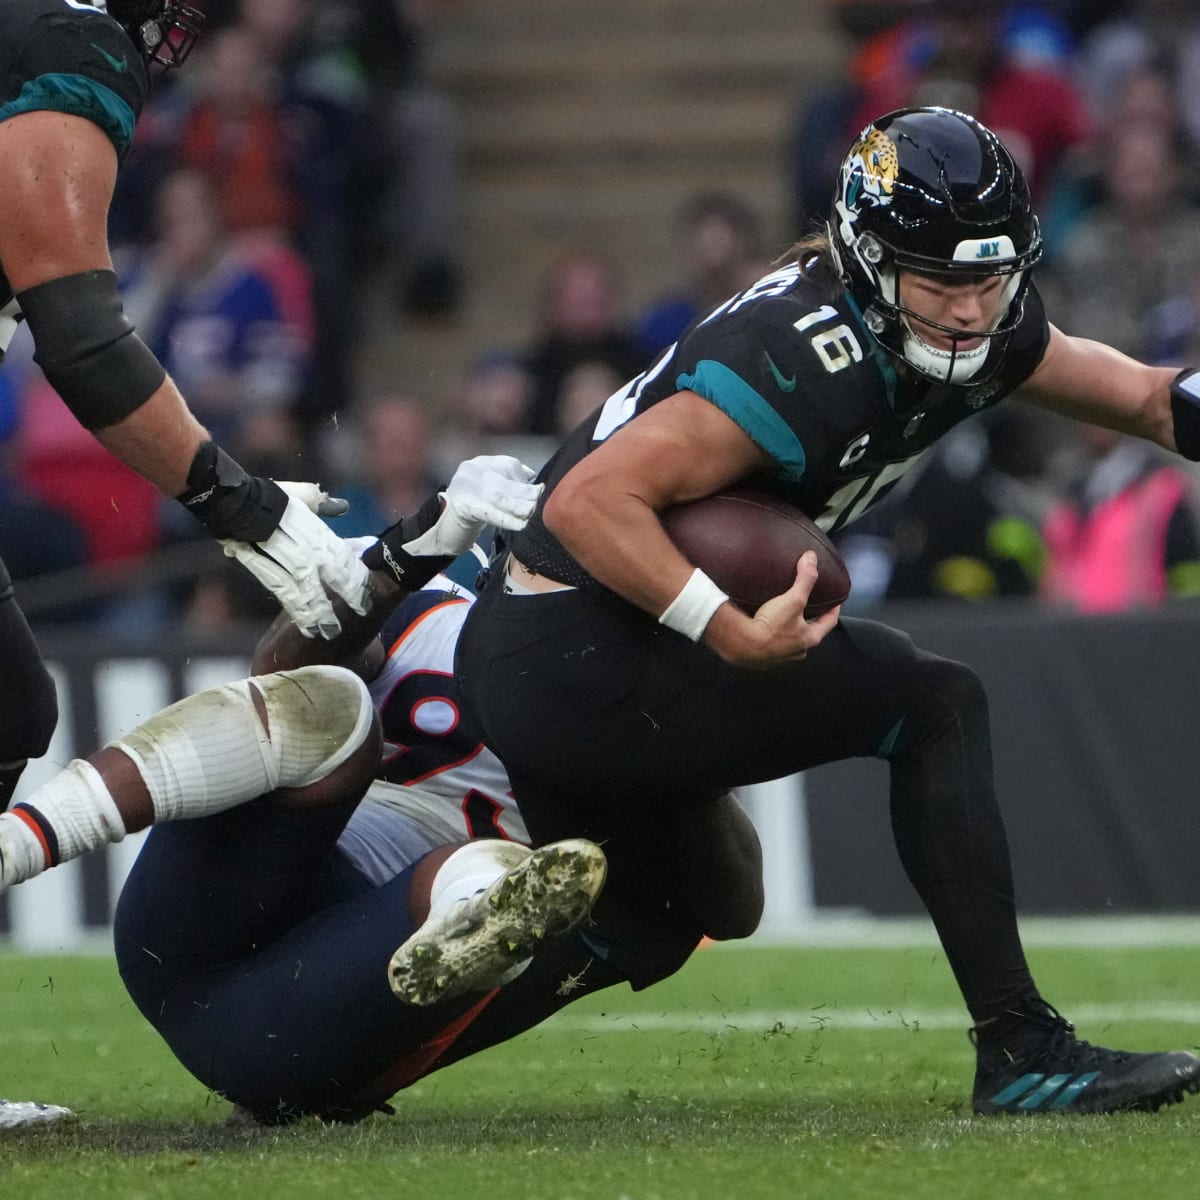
[90,42,130,73]
[765,352,796,393]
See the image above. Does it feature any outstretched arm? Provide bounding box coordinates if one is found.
[252,455,544,676]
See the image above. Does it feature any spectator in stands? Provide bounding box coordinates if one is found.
[330,393,443,539]
[1041,424,1200,612]
[521,249,644,437]
[233,0,366,429]
[116,167,311,463]
[0,376,93,625]
[789,0,1091,233]
[1045,85,1200,363]
[1078,0,1200,156]
[554,360,625,440]
[635,192,771,358]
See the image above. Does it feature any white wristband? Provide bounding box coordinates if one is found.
[658,568,729,641]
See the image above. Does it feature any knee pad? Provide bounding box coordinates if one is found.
[250,665,376,788]
[116,665,374,823]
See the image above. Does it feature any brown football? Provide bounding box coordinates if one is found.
[660,487,850,616]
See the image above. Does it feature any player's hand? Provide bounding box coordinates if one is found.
[221,482,371,639]
[707,552,841,668]
[401,455,544,557]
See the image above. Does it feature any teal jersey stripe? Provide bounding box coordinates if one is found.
[0,73,136,158]
[675,360,806,482]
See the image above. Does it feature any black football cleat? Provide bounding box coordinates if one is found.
[971,997,1200,1115]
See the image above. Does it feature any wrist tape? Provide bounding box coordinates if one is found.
[1170,369,1200,461]
[659,568,728,641]
[361,491,454,590]
[177,441,287,542]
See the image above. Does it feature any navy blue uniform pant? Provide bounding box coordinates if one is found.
[114,796,482,1122]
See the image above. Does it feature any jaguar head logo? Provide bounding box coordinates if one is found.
[842,127,899,212]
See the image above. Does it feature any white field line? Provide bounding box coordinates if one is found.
[546,1002,1200,1035]
[747,914,1200,949]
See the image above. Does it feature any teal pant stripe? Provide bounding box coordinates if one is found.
[0,73,135,157]
[877,717,905,758]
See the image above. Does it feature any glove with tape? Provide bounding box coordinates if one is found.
[363,455,543,589]
[220,482,371,639]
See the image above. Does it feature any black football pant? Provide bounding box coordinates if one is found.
[0,556,58,806]
[456,577,1038,1022]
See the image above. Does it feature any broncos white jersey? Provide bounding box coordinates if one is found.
[336,582,527,887]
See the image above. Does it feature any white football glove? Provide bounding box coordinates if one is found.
[220,482,371,639]
[401,455,543,557]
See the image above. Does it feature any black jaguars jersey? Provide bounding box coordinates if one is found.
[509,257,1050,590]
[0,0,149,162]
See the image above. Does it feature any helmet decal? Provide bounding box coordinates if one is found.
[842,127,899,212]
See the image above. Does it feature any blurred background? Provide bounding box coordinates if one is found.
[6,0,1200,945]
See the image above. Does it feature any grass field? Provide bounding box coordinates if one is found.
[3,930,1199,1199]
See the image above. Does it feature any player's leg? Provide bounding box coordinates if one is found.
[0,556,72,1129]
[460,588,1200,1113]
[0,665,377,891]
[116,819,604,1122]
[0,558,57,808]
[386,836,608,1006]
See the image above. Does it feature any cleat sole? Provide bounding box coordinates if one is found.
[388,839,606,1006]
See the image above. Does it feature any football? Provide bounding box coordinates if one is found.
[660,487,850,615]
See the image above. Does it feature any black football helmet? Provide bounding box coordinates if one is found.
[827,107,1042,386]
[106,0,204,68]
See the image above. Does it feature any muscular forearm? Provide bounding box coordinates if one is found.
[251,568,406,677]
[93,379,209,495]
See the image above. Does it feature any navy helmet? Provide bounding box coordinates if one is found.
[828,107,1042,385]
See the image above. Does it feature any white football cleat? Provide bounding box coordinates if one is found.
[0,1098,72,1130]
[388,839,607,1006]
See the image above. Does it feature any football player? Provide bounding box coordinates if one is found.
[0,0,375,796]
[0,0,375,1126]
[1,453,760,1122]
[450,107,1200,1116]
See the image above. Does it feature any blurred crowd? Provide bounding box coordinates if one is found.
[4,0,1200,631]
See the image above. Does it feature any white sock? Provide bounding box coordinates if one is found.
[116,665,373,823]
[0,760,123,887]
[428,841,529,912]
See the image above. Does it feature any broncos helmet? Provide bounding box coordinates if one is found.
[106,0,204,68]
[828,107,1042,386]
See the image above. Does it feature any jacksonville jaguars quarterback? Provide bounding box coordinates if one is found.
[0,0,373,1129]
[451,106,1200,1116]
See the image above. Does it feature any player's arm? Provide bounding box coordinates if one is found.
[1017,324,1179,449]
[543,391,840,667]
[0,111,208,492]
[252,455,543,676]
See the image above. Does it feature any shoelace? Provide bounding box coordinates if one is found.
[976,998,1133,1071]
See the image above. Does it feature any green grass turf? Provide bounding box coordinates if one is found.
[2,939,1199,1199]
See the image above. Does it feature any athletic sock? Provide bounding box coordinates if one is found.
[0,760,123,887]
[427,841,530,911]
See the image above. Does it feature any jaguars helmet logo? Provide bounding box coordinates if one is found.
[841,127,899,212]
